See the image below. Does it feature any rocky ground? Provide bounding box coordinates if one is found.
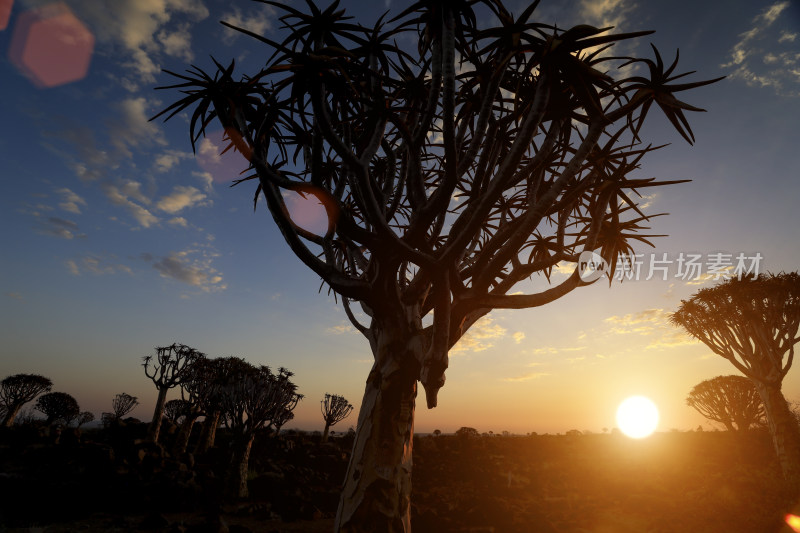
[0,423,796,532]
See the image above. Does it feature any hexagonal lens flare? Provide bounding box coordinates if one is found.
[0,0,12,32]
[8,3,94,88]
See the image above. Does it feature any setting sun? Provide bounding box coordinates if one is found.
[617,396,660,439]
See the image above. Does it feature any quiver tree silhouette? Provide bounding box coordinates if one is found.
[671,273,800,490]
[173,357,219,455]
[687,375,765,432]
[75,411,95,428]
[34,392,79,426]
[112,392,139,420]
[153,0,721,527]
[217,362,302,498]
[142,343,203,442]
[1,374,52,427]
[321,394,354,443]
[164,398,191,423]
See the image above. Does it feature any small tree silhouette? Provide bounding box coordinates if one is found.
[34,392,79,425]
[164,398,191,423]
[75,411,95,428]
[1,374,52,427]
[173,357,219,455]
[672,272,800,490]
[111,392,139,420]
[217,362,302,497]
[321,394,354,443]
[687,375,765,432]
[142,343,203,442]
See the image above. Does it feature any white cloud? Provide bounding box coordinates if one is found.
[221,6,274,45]
[67,0,209,88]
[513,332,526,344]
[111,97,167,158]
[56,188,87,214]
[579,0,635,29]
[101,180,159,228]
[168,217,188,228]
[156,185,208,214]
[154,150,191,173]
[192,171,214,191]
[721,1,800,96]
[326,323,357,335]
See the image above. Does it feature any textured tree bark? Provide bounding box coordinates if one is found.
[194,410,220,455]
[2,404,22,427]
[335,323,419,533]
[228,433,255,498]
[173,412,199,456]
[755,381,800,491]
[147,388,168,443]
[322,422,332,443]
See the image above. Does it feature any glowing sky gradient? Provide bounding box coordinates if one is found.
[1,0,799,434]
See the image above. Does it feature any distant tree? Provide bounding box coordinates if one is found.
[142,343,203,442]
[0,373,52,427]
[216,360,302,497]
[111,393,139,420]
[164,398,191,423]
[321,394,354,443]
[672,272,800,490]
[34,392,79,425]
[432,429,442,437]
[686,375,766,432]
[173,357,218,455]
[153,0,721,527]
[75,411,95,428]
[456,427,479,439]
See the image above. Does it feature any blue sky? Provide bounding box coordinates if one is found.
[1,0,799,434]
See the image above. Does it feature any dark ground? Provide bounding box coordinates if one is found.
[0,423,797,532]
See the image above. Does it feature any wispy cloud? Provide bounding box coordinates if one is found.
[56,188,87,214]
[513,332,526,344]
[721,1,800,96]
[503,372,550,382]
[221,6,274,45]
[146,245,226,293]
[451,316,507,355]
[5,292,23,301]
[325,323,357,335]
[645,329,701,350]
[36,216,86,240]
[65,254,134,276]
[156,185,209,214]
[101,180,159,228]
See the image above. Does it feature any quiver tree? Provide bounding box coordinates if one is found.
[671,273,800,490]
[153,0,721,528]
[217,362,302,498]
[75,411,95,428]
[1,374,52,427]
[112,392,139,420]
[687,375,765,432]
[321,394,354,443]
[173,357,218,455]
[164,398,191,423]
[34,392,80,426]
[142,343,203,442]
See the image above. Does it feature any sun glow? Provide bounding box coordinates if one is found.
[616,396,659,439]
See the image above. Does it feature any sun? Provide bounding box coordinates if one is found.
[616,396,659,439]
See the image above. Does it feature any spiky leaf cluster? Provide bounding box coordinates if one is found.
[154,0,721,408]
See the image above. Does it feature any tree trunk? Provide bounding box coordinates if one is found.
[2,404,22,427]
[322,421,332,443]
[227,432,255,498]
[194,410,220,455]
[755,381,800,492]
[335,324,419,533]
[147,388,168,443]
[173,412,199,456]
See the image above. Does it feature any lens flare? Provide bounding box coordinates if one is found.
[285,186,337,236]
[8,3,94,88]
[195,129,251,184]
[786,513,800,532]
[0,0,12,32]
